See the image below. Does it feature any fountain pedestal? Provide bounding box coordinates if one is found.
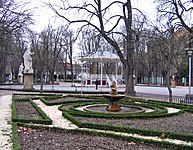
[107,100,121,111]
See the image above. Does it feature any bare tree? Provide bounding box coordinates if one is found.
[30,31,45,92]
[47,0,146,95]
[66,30,76,83]
[79,29,100,56]
[155,0,192,101]
[156,0,193,33]
[0,0,33,83]
[11,30,28,77]
[137,39,158,86]
[30,25,71,89]
[153,24,186,101]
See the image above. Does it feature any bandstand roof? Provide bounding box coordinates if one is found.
[81,51,119,63]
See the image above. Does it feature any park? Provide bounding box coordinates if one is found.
[0,0,193,150]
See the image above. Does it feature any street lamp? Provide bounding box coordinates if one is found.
[187,50,193,94]
[184,37,193,95]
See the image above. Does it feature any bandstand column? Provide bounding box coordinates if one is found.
[121,63,123,80]
[85,64,88,85]
[115,61,118,79]
[100,59,103,86]
[81,62,83,94]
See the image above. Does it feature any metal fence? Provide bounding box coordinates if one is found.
[136,92,193,105]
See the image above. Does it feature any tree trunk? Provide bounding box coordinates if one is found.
[167,74,172,102]
[64,51,67,81]
[0,67,4,83]
[64,63,67,81]
[166,64,173,102]
[40,66,44,93]
[162,73,167,85]
[124,64,135,96]
[147,74,151,86]
[69,39,74,84]
[50,70,55,84]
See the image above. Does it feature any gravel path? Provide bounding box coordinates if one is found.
[33,99,193,146]
[34,100,78,129]
[1,94,193,149]
[0,95,12,150]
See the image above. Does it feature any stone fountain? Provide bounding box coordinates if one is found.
[80,81,145,113]
[103,81,125,112]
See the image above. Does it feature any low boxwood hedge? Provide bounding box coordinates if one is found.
[12,98,52,125]
[59,99,183,119]
[41,94,106,106]
[62,111,193,143]
[13,93,59,101]
[12,123,21,150]
[11,94,193,149]
[13,122,193,150]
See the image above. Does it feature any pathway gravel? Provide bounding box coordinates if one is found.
[34,100,78,129]
[34,100,193,146]
[0,95,12,150]
[1,94,193,150]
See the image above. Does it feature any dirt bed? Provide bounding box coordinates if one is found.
[14,94,192,149]
[18,127,171,150]
[15,101,42,119]
[77,112,193,135]
[46,96,102,103]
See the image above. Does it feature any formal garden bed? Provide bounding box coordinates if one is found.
[13,123,172,150]
[12,94,193,149]
[12,95,52,125]
[40,94,104,105]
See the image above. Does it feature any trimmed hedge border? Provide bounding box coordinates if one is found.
[139,99,193,112]
[67,94,104,99]
[14,122,193,150]
[12,123,21,150]
[11,94,193,149]
[122,97,193,114]
[40,94,105,106]
[58,99,183,119]
[62,111,193,144]
[55,96,192,144]
[13,93,59,101]
[12,97,52,125]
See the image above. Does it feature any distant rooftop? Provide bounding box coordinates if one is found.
[81,50,119,63]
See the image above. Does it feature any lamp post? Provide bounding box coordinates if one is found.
[187,50,193,94]
[185,37,193,96]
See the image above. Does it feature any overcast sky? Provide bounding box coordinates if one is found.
[28,0,157,32]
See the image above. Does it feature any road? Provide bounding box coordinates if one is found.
[0,83,191,97]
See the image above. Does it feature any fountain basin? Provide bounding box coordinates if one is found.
[103,94,125,101]
[103,94,125,112]
[82,104,145,114]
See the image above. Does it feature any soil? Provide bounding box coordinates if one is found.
[46,96,102,103]
[15,94,192,149]
[77,112,193,135]
[15,101,42,119]
[14,95,42,99]
[18,127,171,150]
